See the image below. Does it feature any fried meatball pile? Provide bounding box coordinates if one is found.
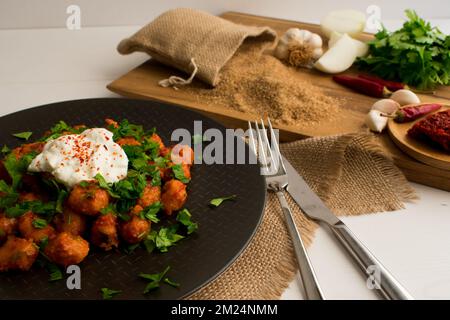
[0,119,193,272]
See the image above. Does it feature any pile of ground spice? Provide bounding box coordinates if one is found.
[184,42,342,127]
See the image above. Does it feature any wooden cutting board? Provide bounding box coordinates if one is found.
[108,11,450,191]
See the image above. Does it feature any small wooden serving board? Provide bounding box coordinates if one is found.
[388,105,450,170]
[108,11,450,191]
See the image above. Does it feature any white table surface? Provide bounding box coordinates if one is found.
[0,21,449,300]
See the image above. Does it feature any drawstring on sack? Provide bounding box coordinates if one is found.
[159,58,198,90]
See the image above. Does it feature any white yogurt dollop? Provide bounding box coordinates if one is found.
[28,128,128,188]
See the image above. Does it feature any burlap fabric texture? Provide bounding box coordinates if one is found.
[189,133,417,299]
[117,8,276,87]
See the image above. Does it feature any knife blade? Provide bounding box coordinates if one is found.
[282,155,414,300]
[282,156,339,226]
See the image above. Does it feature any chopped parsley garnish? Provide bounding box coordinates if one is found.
[172,164,190,183]
[48,263,63,282]
[0,180,19,210]
[78,181,90,188]
[139,202,162,223]
[94,173,120,198]
[12,131,33,140]
[1,145,10,154]
[101,288,122,300]
[139,266,172,293]
[32,218,48,229]
[143,225,184,253]
[5,200,56,218]
[163,278,180,288]
[176,209,198,235]
[210,195,237,207]
[56,189,68,213]
[4,152,37,189]
[112,171,146,200]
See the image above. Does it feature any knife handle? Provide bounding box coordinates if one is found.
[330,221,413,300]
[275,191,324,300]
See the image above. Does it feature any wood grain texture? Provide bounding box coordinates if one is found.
[107,11,450,191]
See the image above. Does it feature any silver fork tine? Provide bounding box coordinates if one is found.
[255,120,269,175]
[267,118,285,173]
[259,119,277,175]
[247,121,257,159]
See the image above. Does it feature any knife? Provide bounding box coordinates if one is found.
[282,156,414,300]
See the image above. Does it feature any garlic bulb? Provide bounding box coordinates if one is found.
[274,28,323,67]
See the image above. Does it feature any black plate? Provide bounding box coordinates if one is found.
[0,98,266,300]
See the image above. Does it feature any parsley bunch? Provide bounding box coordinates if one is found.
[357,10,450,89]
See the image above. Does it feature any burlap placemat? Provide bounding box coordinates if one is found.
[189,133,417,299]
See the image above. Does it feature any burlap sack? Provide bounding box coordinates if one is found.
[117,8,276,87]
[189,133,417,299]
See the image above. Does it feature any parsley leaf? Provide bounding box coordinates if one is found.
[56,189,68,213]
[94,173,120,198]
[12,131,33,140]
[210,195,237,207]
[176,209,198,235]
[4,152,37,189]
[0,180,19,209]
[172,164,190,184]
[1,145,10,154]
[163,278,180,288]
[32,218,48,229]
[139,202,162,223]
[101,288,122,300]
[139,266,171,294]
[143,225,184,253]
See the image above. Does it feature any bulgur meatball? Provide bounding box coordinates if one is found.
[91,213,118,251]
[149,133,165,150]
[137,184,161,208]
[170,145,194,166]
[53,207,87,236]
[116,137,141,147]
[161,179,187,216]
[0,236,39,272]
[18,212,55,244]
[44,232,89,267]
[12,142,44,159]
[68,182,109,216]
[119,206,151,244]
[0,213,18,243]
[105,118,119,128]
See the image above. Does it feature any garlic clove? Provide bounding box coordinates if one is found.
[308,33,323,48]
[312,47,323,60]
[284,28,302,41]
[371,99,400,115]
[390,89,420,106]
[297,29,312,43]
[366,109,388,133]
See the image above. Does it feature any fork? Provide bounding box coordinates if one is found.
[248,118,324,300]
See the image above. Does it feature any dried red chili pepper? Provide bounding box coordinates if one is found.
[358,74,408,92]
[333,75,391,98]
[393,103,442,123]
